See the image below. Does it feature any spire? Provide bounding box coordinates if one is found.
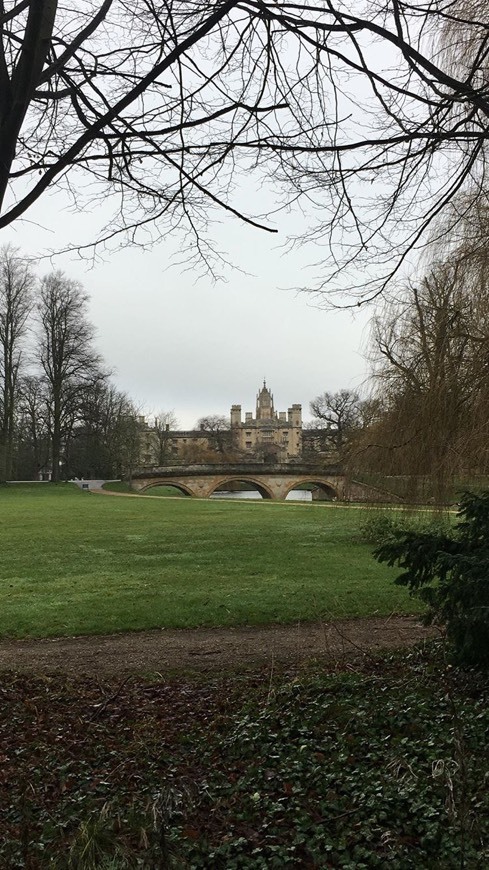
[256,380,274,419]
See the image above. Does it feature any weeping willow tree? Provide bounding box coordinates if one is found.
[361,233,489,502]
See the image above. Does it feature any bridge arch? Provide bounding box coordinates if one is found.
[284,478,339,501]
[139,480,196,497]
[209,477,274,500]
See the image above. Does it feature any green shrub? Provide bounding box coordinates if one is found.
[358,511,400,544]
[374,492,489,667]
[359,510,450,546]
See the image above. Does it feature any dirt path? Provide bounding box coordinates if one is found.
[0,617,436,676]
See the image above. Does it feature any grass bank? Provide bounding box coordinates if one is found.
[0,483,421,638]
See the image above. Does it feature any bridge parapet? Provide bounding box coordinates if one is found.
[132,462,344,479]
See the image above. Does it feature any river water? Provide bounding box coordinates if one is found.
[210,489,312,501]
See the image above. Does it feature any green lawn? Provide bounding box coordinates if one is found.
[0,483,421,638]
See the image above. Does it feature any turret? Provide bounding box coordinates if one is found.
[288,404,302,427]
[230,404,242,426]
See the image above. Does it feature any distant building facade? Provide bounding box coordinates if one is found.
[139,382,335,466]
[230,381,302,461]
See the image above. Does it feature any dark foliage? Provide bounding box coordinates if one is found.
[1,648,488,867]
[375,492,489,667]
[359,511,451,547]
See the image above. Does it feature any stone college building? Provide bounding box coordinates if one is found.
[140,382,326,466]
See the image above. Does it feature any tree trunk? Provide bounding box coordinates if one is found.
[51,393,61,482]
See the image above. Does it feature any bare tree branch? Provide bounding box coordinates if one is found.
[1,2,489,298]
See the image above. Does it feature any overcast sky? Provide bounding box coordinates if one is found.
[7,180,372,430]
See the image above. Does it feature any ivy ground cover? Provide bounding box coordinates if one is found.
[1,645,488,868]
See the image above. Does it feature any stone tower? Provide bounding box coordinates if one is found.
[256,380,274,421]
[230,382,302,460]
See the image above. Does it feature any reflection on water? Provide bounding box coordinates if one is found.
[210,489,313,501]
[286,490,313,501]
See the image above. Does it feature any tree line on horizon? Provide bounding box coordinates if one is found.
[0,246,143,483]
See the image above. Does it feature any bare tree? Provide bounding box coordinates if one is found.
[309,390,363,457]
[1,2,489,297]
[114,411,146,483]
[62,382,145,479]
[366,261,489,500]
[153,410,178,466]
[98,389,142,480]
[37,271,104,481]
[68,382,144,480]
[15,375,50,479]
[197,414,229,432]
[0,246,34,480]
[197,413,230,454]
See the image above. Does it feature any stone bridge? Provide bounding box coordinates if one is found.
[131,463,399,502]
